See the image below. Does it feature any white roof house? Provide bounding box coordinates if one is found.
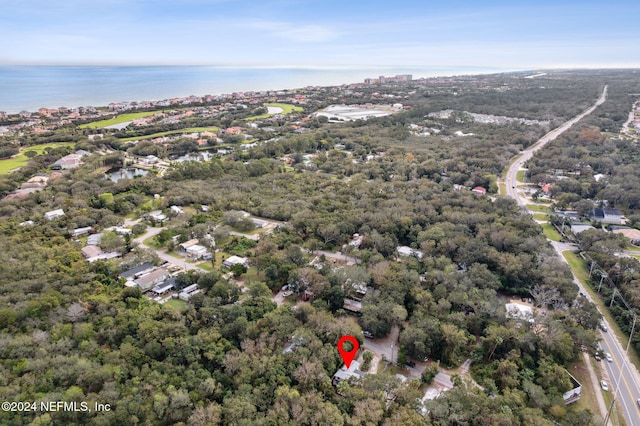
[186,244,208,259]
[72,226,92,237]
[252,218,269,228]
[396,246,424,259]
[147,210,167,223]
[570,223,595,235]
[179,239,200,250]
[134,268,170,291]
[223,255,249,269]
[44,209,65,220]
[332,360,366,386]
[87,234,102,246]
[179,284,201,301]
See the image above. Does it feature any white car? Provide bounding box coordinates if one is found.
[606,353,613,362]
[601,380,609,391]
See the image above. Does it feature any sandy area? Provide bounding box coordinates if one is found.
[267,106,283,114]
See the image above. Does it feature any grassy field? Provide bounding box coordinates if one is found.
[527,204,552,213]
[0,142,75,175]
[498,182,506,196]
[119,126,219,142]
[142,235,163,250]
[516,170,525,182]
[541,223,562,241]
[246,103,304,121]
[197,262,213,272]
[532,213,548,221]
[79,110,163,129]
[164,299,187,312]
[266,103,304,114]
[568,359,599,419]
[563,251,589,283]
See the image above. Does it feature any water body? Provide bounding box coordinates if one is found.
[0,65,514,114]
[173,151,216,163]
[106,167,149,182]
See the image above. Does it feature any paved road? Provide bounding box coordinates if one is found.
[362,325,400,363]
[503,86,640,426]
[132,221,289,308]
[132,223,205,272]
[504,86,608,205]
[601,327,640,425]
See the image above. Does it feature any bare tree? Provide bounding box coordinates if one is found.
[66,303,85,322]
[529,284,559,309]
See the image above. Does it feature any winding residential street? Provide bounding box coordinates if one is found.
[131,221,205,271]
[505,86,640,425]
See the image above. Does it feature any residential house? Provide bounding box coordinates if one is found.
[252,218,269,228]
[105,226,132,235]
[44,209,65,220]
[170,206,184,215]
[119,263,155,281]
[611,226,640,245]
[87,234,102,246]
[563,372,582,405]
[570,223,595,235]
[396,246,424,260]
[590,208,623,224]
[472,186,487,195]
[86,252,120,263]
[52,151,89,170]
[186,244,209,259]
[72,226,92,237]
[223,255,249,269]
[151,277,176,297]
[147,210,167,224]
[81,245,103,259]
[352,283,368,300]
[179,284,201,301]
[343,298,363,314]
[332,360,366,386]
[134,268,170,291]
[179,239,200,251]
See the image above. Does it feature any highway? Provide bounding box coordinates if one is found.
[503,85,640,426]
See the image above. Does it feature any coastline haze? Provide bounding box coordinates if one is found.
[0,65,515,113]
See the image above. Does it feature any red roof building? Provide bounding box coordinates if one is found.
[472,186,487,195]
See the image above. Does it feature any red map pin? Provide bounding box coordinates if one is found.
[337,336,359,368]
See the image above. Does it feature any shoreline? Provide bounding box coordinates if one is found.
[0,65,518,114]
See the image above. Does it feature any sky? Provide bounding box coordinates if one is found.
[1,0,639,69]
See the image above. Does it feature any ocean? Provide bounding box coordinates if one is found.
[0,65,512,113]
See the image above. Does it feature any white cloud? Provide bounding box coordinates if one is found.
[249,20,341,42]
